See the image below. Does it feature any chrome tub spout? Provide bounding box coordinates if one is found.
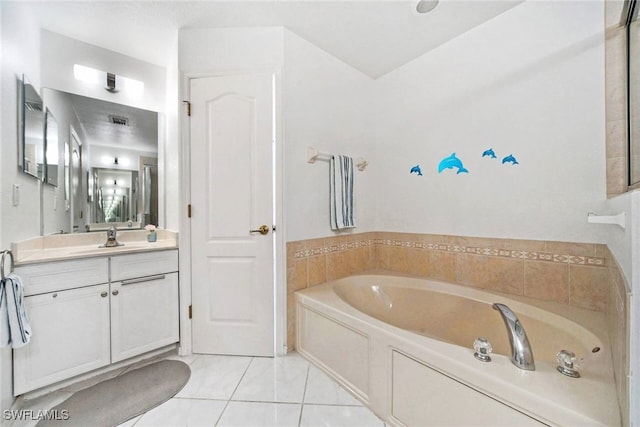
[492,303,535,371]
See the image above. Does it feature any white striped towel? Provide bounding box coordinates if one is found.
[330,155,356,230]
[0,273,32,348]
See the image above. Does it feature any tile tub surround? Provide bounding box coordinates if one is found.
[287,231,631,423]
[287,232,619,351]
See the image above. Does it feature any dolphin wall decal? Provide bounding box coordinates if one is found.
[410,165,423,176]
[502,154,519,165]
[438,153,469,174]
[482,148,497,158]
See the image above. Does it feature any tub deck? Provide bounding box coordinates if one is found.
[296,274,621,426]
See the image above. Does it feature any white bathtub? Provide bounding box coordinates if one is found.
[295,274,621,426]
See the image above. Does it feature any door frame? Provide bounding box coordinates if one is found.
[178,69,286,356]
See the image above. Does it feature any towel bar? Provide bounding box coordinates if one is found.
[307,146,368,170]
[1,250,14,281]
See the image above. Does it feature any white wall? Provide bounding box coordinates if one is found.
[1,2,42,249]
[0,2,41,412]
[283,30,377,241]
[374,1,606,243]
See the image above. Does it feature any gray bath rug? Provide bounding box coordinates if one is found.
[37,359,191,427]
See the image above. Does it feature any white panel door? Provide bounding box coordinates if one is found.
[190,73,274,356]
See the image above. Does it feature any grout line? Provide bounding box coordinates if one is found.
[214,357,254,426]
[298,363,311,426]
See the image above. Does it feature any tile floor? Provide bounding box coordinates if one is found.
[12,352,386,427]
[122,352,385,427]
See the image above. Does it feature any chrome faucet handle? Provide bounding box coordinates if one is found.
[107,226,117,240]
[556,350,580,378]
[473,337,492,362]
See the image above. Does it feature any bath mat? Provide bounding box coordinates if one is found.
[37,359,191,427]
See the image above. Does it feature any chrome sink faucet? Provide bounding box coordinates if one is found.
[492,303,535,371]
[100,226,123,248]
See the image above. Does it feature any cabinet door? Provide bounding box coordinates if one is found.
[110,272,179,363]
[13,284,111,395]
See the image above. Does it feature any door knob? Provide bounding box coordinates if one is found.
[250,225,270,235]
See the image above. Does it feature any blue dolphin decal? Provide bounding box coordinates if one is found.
[502,154,519,165]
[438,153,469,174]
[482,148,497,159]
[410,165,423,176]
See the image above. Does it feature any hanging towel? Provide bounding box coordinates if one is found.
[0,273,32,348]
[330,155,356,230]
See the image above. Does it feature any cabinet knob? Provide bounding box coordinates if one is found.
[112,290,119,296]
[52,293,58,298]
[100,292,108,298]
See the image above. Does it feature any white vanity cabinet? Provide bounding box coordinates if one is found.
[13,249,179,395]
[110,251,179,363]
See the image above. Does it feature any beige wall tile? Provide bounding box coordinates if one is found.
[524,261,569,304]
[484,257,524,295]
[287,258,308,294]
[407,248,429,277]
[389,246,410,273]
[456,253,487,288]
[569,265,611,312]
[607,119,627,158]
[307,255,327,287]
[375,244,392,270]
[502,238,546,252]
[428,250,457,282]
[326,250,349,281]
[287,293,297,351]
[544,241,596,257]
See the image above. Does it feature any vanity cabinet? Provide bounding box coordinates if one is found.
[13,250,179,395]
[110,251,179,362]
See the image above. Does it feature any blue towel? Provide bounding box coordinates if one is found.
[0,273,32,348]
[330,155,356,230]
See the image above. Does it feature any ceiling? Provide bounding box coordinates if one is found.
[27,0,521,79]
[67,92,158,153]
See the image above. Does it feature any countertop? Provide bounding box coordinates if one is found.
[12,229,178,265]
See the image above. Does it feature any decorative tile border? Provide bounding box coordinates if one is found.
[292,236,605,267]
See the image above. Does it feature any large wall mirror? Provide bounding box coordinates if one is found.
[628,0,640,186]
[42,88,159,233]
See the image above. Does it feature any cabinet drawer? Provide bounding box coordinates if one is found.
[110,250,178,281]
[15,258,109,296]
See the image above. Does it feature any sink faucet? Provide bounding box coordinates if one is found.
[492,303,535,371]
[100,226,123,248]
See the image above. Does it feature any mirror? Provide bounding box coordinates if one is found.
[42,88,159,232]
[20,76,44,179]
[44,108,59,186]
[629,1,640,186]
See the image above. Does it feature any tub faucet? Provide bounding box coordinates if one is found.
[492,303,535,371]
[100,226,123,248]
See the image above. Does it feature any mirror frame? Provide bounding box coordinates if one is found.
[19,75,45,180]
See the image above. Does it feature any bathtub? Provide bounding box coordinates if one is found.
[295,274,621,426]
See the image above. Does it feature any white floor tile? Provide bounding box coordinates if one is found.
[303,366,362,406]
[134,397,227,426]
[217,401,301,427]
[232,353,309,403]
[299,404,385,427]
[116,414,143,427]
[176,355,252,400]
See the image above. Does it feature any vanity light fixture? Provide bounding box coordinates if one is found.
[73,64,144,96]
